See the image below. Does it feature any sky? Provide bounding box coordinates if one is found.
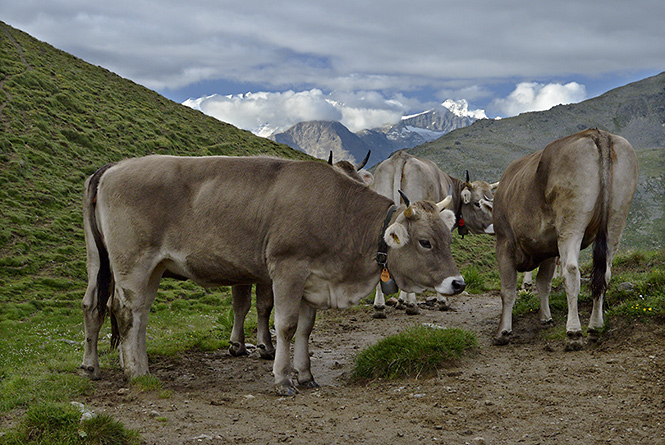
[2,1,663,135]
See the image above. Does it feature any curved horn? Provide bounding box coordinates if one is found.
[490,181,500,191]
[356,150,371,170]
[398,190,410,208]
[437,195,453,211]
[327,151,333,165]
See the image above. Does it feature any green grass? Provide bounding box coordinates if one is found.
[351,325,477,381]
[1,402,140,444]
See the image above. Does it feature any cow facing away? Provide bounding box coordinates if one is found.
[228,151,374,359]
[493,129,638,349]
[81,155,465,395]
[370,150,497,318]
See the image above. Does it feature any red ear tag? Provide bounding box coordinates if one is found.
[381,268,391,282]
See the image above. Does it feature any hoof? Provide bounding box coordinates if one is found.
[229,342,248,357]
[541,318,554,325]
[372,308,387,319]
[492,331,512,346]
[298,380,320,390]
[258,344,276,360]
[395,300,406,310]
[564,331,584,351]
[438,302,451,311]
[587,328,601,343]
[275,383,299,397]
[80,364,101,380]
[405,304,420,315]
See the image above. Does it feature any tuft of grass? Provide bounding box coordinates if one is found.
[351,325,477,381]
[1,401,140,444]
[130,374,162,392]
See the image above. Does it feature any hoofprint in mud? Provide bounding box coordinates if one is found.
[81,155,465,395]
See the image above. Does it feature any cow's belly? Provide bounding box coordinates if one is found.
[303,273,377,310]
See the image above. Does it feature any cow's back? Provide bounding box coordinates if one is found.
[96,155,389,286]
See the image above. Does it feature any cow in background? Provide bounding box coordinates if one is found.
[228,151,373,359]
[371,150,498,318]
[493,129,638,349]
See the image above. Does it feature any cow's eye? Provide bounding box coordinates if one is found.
[419,239,432,249]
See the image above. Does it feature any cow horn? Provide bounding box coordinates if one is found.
[490,181,500,191]
[327,151,333,165]
[437,195,453,211]
[398,190,416,219]
[465,170,471,185]
[356,150,371,170]
[398,190,410,208]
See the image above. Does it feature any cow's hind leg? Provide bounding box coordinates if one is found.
[112,266,162,379]
[255,282,275,359]
[293,303,318,390]
[558,237,584,351]
[535,257,557,324]
[494,249,518,345]
[81,277,103,379]
[229,285,252,357]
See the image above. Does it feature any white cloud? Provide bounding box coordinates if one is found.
[184,89,408,136]
[491,82,587,117]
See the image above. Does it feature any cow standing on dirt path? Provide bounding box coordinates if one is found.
[492,129,638,349]
[370,150,498,318]
[81,155,465,395]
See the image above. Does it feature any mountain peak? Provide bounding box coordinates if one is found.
[441,99,488,120]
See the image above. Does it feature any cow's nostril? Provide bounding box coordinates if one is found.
[452,279,466,293]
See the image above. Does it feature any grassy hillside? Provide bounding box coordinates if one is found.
[0,21,308,305]
[410,72,665,250]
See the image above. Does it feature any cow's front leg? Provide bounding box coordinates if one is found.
[372,284,387,319]
[271,271,307,396]
[294,303,318,389]
[229,285,251,357]
[255,282,275,359]
[404,292,420,315]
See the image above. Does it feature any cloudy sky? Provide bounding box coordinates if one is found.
[3,1,663,135]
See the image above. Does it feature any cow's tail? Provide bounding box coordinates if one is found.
[590,130,613,299]
[85,163,120,348]
[392,152,407,205]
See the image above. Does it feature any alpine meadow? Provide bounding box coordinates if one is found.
[1,21,664,444]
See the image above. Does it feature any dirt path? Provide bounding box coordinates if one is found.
[83,292,665,444]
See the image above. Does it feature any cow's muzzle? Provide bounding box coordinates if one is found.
[436,276,466,295]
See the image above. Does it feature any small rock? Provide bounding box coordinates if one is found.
[117,388,131,396]
[618,282,635,293]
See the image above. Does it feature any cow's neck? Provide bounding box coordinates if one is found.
[449,176,468,236]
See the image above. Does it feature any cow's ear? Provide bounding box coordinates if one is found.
[440,209,456,231]
[384,223,409,249]
[461,188,471,204]
[359,170,374,187]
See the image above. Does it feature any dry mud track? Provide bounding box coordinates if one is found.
[84,292,665,444]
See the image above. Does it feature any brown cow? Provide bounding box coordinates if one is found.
[81,155,464,395]
[493,129,638,349]
[371,150,498,317]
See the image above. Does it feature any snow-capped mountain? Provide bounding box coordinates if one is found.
[270,100,487,165]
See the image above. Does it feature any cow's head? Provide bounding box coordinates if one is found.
[458,171,499,235]
[384,195,465,296]
[329,150,374,186]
